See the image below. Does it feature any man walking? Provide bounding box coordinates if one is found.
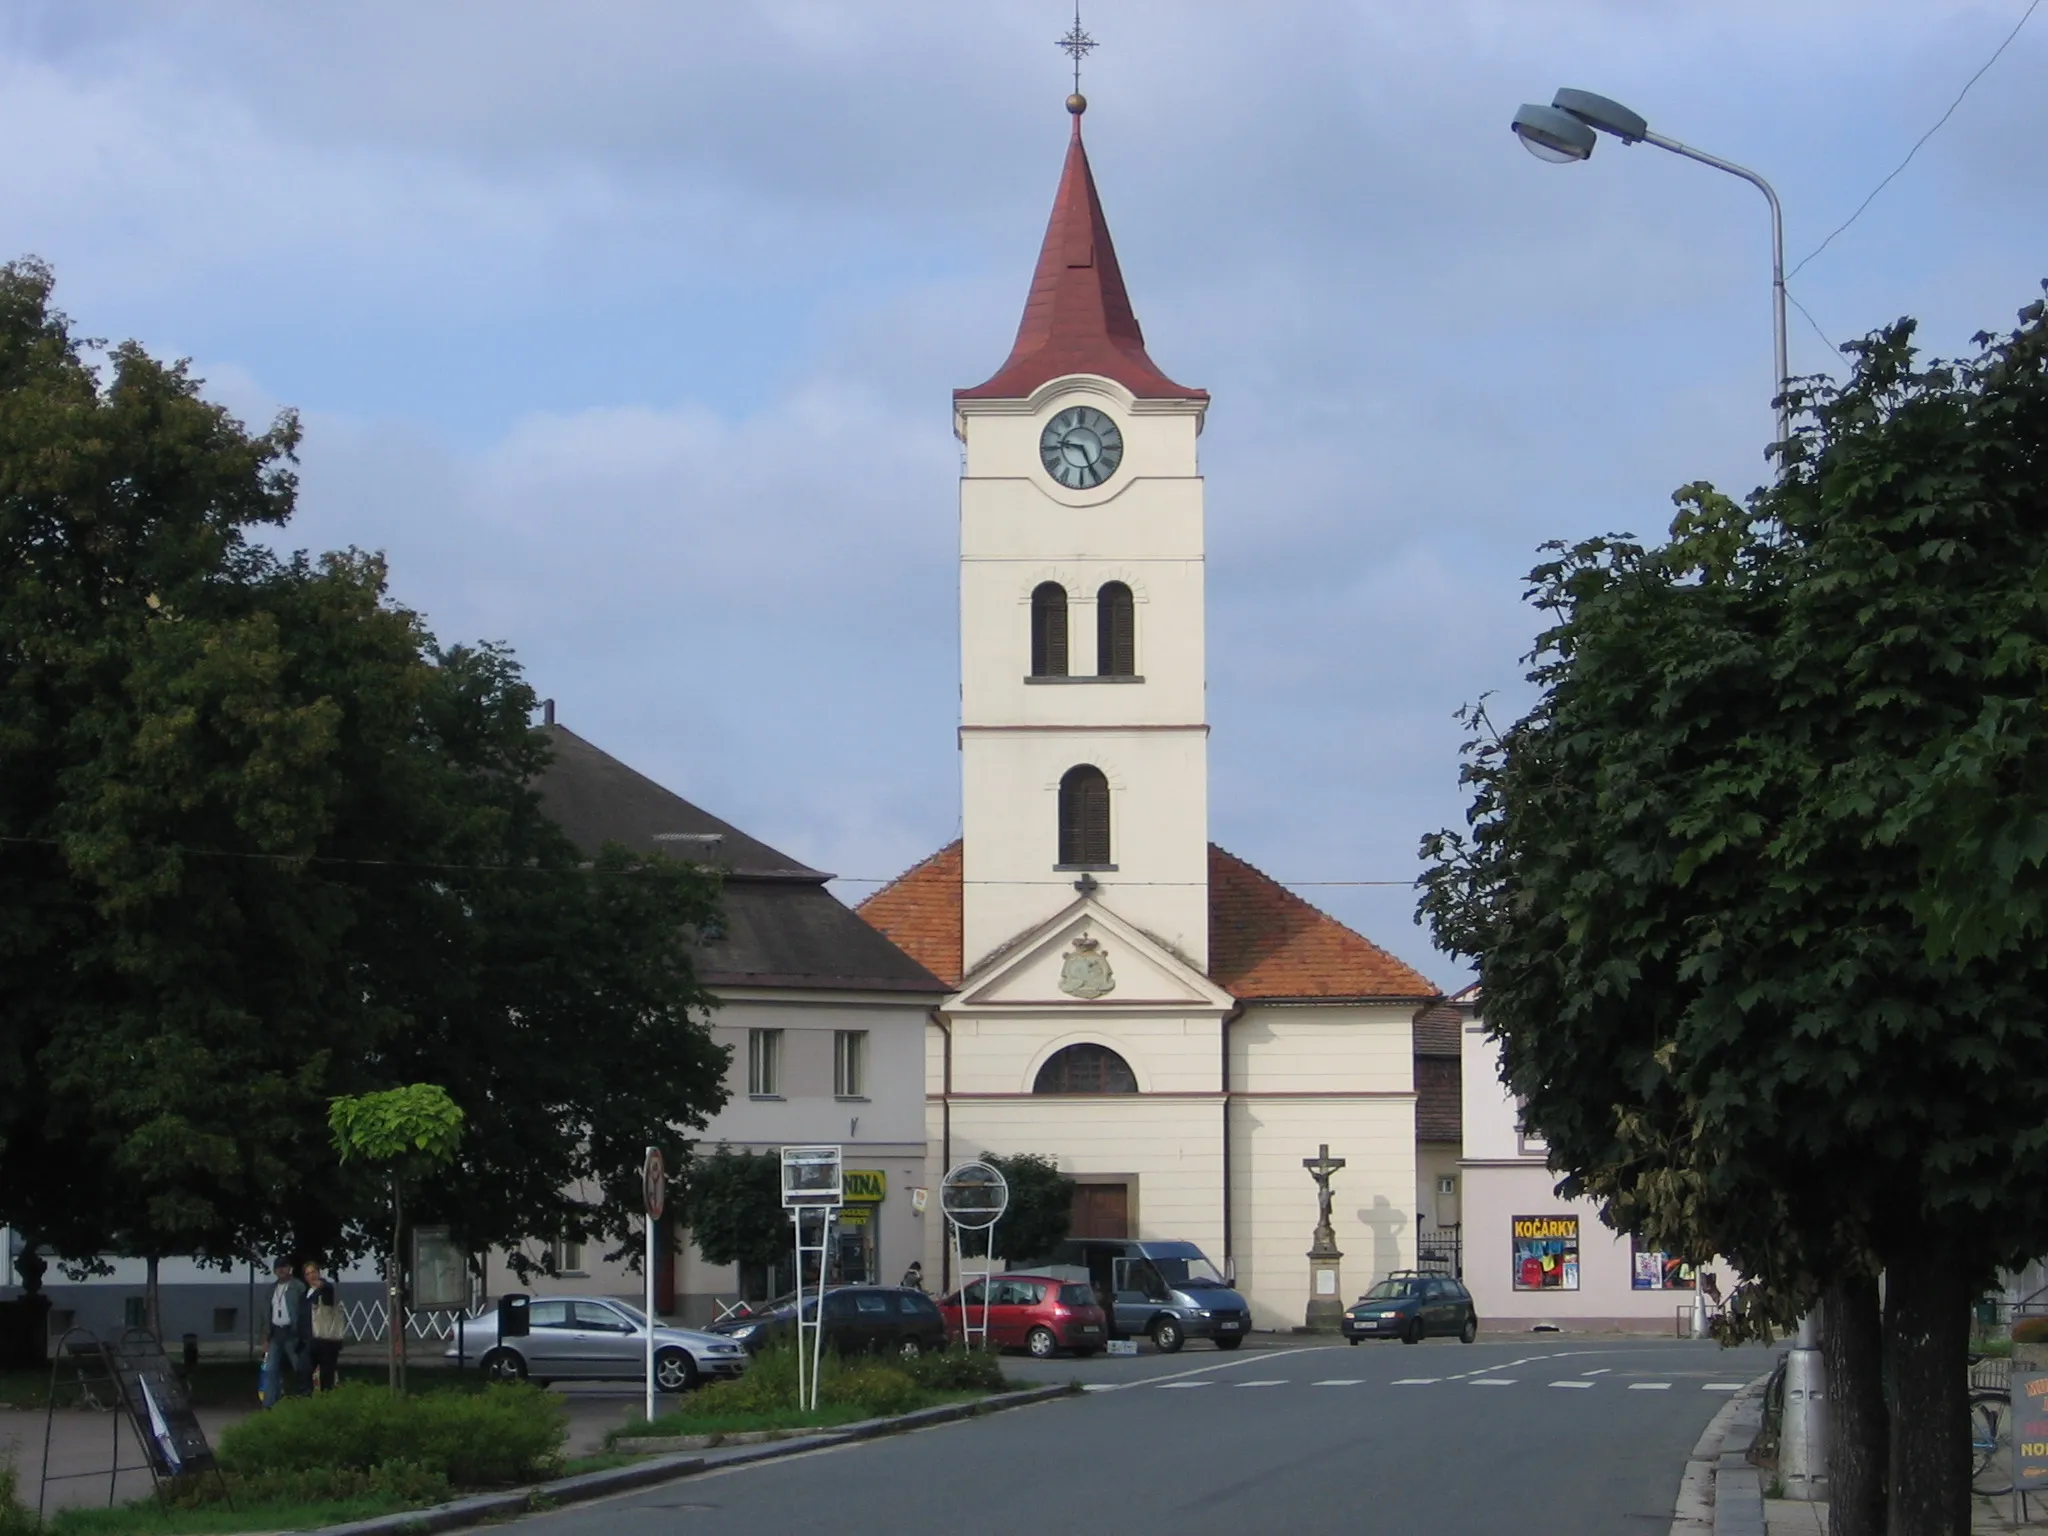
[263,1255,308,1407]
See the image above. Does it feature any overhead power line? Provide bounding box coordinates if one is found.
[1789,0,2042,281]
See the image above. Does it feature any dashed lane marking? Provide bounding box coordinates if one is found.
[1311,1380,1364,1387]
[1581,1368,1611,1376]
[1235,1380,1287,1388]
[1155,1381,1213,1389]
[1549,1381,1595,1389]
[1469,1378,1517,1386]
[1391,1378,1439,1386]
[1704,1383,1744,1392]
[1629,1382,1672,1391]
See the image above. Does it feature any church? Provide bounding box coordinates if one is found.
[858,94,1441,1332]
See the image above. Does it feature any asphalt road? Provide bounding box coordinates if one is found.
[516,1335,1778,1536]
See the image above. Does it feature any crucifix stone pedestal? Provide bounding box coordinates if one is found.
[1303,1143,1346,1332]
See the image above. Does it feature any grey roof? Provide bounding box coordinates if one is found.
[534,725,946,995]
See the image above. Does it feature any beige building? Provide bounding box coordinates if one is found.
[857,100,1438,1334]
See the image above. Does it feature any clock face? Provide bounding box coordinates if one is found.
[1039,406,1125,490]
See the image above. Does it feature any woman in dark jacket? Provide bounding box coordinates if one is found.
[301,1259,345,1392]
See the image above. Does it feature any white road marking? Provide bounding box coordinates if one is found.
[1235,1380,1287,1388]
[1080,1384,1119,1393]
[1311,1380,1365,1387]
[1629,1382,1672,1391]
[1469,1378,1517,1386]
[1155,1380,1213,1389]
[1704,1383,1744,1392]
[1549,1380,1595,1389]
[1391,1378,1439,1385]
[1581,1367,1611,1376]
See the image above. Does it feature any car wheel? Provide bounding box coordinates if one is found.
[479,1348,527,1383]
[654,1348,699,1394]
[1213,1335,1243,1351]
[1151,1318,1185,1354]
[1348,1337,1360,1346]
[897,1336,923,1362]
[1460,1315,1478,1344]
[1402,1319,1425,1345]
[1026,1327,1058,1360]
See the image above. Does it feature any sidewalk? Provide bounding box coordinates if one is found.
[1763,1495,2040,1532]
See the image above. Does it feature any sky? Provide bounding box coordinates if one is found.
[4,0,2043,987]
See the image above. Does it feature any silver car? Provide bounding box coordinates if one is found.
[446,1297,748,1392]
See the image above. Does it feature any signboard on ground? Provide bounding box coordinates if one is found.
[410,1226,468,1312]
[2013,1370,2048,1496]
[107,1333,216,1480]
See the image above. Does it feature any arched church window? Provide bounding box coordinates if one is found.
[1097,582,1135,677]
[1034,1043,1139,1094]
[1058,765,1111,867]
[1030,583,1069,677]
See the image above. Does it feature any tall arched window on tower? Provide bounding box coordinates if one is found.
[1058,765,1112,867]
[1030,582,1069,678]
[1097,581,1135,677]
[1034,1043,1139,1094]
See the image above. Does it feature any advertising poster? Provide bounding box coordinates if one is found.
[2014,1370,2048,1495]
[1512,1215,1580,1291]
[1630,1239,1698,1291]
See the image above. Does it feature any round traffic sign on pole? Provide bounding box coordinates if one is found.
[643,1147,667,1220]
[939,1161,1009,1231]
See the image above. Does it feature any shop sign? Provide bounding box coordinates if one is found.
[2015,1371,2048,1493]
[1512,1215,1580,1291]
[844,1170,887,1203]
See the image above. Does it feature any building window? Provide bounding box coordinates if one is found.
[1057,765,1111,867]
[834,1030,868,1098]
[1514,1099,1548,1157]
[1096,581,1134,677]
[1030,582,1069,677]
[1511,1215,1580,1291]
[212,1307,239,1335]
[554,1236,585,1275]
[748,1028,783,1097]
[1034,1042,1139,1094]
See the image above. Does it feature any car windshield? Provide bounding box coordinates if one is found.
[1058,1284,1096,1307]
[1141,1245,1228,1289]
[1363,1279,1424,1300]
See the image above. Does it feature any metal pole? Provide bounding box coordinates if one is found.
[1638,131,1790,452]
[790,1208,806,1415]
[644,1214,655,1426]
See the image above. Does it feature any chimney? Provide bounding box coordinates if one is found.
[542,699,556,727]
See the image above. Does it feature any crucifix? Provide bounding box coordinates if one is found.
[1303,1143,1346,1234]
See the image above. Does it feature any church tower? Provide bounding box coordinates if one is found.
[954,96,1212,972]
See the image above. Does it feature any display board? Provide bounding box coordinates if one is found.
[107,1332,216,1480]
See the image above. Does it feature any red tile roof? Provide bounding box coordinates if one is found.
[1206,846,1438,1002]
[853,839,1438,1003]
[855,840,964,986]
[956,110,1204,404]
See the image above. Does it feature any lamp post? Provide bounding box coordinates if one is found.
[1510,90,1791,452]
[1510,88,1823,1501]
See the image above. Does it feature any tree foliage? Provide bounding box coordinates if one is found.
[0,259,730,1278]
[680,1147,788,1274]
[982,1152,1074,1265]
[1420,284,2048,1534]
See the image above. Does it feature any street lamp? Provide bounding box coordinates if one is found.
[1511,89,1790,451]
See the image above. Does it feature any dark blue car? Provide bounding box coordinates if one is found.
[1342,1272,1478,1345]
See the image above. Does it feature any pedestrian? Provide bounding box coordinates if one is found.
[900,1261,924,1292]
[302,1258,346,1392]
[262,1256,308,1407]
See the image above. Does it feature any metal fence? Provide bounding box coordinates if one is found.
[1416,1225,1462,1279]
[338,1298,492,1345]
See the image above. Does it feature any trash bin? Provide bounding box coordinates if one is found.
[499,1293,530,1339]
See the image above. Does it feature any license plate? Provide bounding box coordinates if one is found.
[1219,1321,1242,1330]
[1078,1325,1101,1334]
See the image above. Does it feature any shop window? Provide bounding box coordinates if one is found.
[1511,1215,1580,1291]
[1630,1238,1697,1291]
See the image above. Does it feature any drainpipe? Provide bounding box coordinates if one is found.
[932,1009,953,1293]
[1219,1003,1246,1283]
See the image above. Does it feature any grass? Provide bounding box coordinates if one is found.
[40,1494,421,1535]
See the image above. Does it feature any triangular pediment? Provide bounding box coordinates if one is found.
[951,898,1233,1011]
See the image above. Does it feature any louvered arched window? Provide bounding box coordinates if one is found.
[1097,581,1134,677]
[1031,583,1069,678]
[1058,765,1111,867]
[1034,1043,1139,1094]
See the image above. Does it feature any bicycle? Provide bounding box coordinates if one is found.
[1969,1355,2013,1498]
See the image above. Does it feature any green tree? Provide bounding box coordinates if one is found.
[681,1147,789,1287]
[0,259,730,1297]
[1421,287,2048,1536]
[982,1153,1074,1265]
[330,1084,464,1391]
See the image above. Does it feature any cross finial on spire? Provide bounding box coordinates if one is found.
[1056,5,1096,101]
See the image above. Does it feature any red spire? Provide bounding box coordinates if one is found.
[957,109,1204,403]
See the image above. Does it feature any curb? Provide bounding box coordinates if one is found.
[1669,1372,1770,1536]
[288,1383,1077,1535]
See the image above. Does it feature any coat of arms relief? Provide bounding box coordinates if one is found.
[1058,933,1115,999]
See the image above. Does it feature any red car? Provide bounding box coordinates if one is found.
[938,1274,1108,1359]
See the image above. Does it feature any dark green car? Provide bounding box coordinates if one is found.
[1341,1272,1479,1345]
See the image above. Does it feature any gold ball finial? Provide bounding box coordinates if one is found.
[1067,92,1087,115]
